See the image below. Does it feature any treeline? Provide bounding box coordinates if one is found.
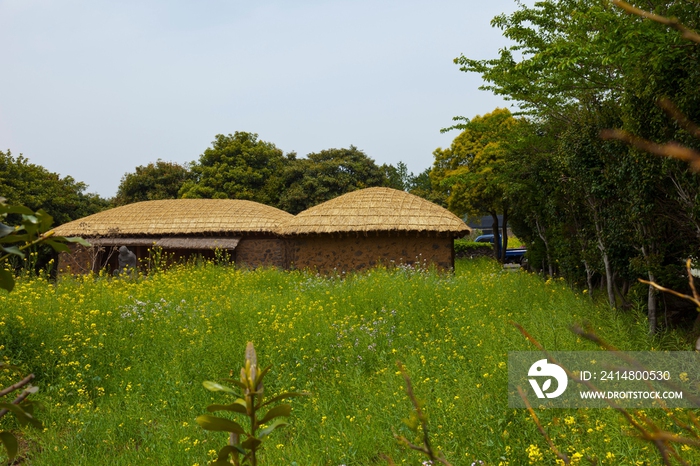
[430,0,700,332]
[113,132,434,214]
[0,150,109,224]
[1,135,434,226]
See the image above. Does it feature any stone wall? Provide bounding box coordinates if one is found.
[58,244,143,275]
[288,234,454,273]
[235,238,287,268]
[58,244,96,274]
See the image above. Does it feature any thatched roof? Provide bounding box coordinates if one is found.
[52,199,293,237]
[280,187,470,236]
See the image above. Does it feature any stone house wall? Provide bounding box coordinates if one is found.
[57,244,96,274]
[288,234,454,273]
[235,238,288,268]
[58,237,288,274]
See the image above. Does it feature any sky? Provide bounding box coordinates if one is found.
[0,0,525,199]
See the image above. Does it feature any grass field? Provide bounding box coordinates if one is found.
[0,259,695,465]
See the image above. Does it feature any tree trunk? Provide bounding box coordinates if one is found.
[640,243,658,334]
[534,217,553,276]
[583,260,594,300]
[647,271,657,335]
[590,199,615,308]
[601,250,615,308]
[501,207,509,263]
[613,278,629,309]
[491,213,501,262]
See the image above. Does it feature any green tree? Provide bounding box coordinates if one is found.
[432,108,521,261]
[381,161,414,191]
[277,146,386,214]
[114,160,192,206]
[453,0,700,321]
[179,132,289,206]
[406,168,447,206]
[0,150,108,225]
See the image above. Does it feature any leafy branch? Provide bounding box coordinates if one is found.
[600,3,700,168]
[0,199,90,463]
[612,0,700,44]
[0,364,42,463]
[0,197,90,292]
[197,342,309,466]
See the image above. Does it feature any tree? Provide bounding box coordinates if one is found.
[406,168,447,207]
[113,160,192,206]
[0,150,108,225]
[381,161,414,192]
[179,132,289,206]
[432,108,522,261]
[453,0,700,322]
[277,146,386,214]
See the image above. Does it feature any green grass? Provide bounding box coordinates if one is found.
[0,259,694,465]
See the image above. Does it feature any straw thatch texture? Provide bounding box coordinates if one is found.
[280,187,469,236]
[52,199,293,237]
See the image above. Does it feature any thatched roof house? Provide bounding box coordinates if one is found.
[53,199,293,273]
[280,187,469,272]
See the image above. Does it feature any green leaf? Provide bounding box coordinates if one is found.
[21,401,35,417]
[21,215,39,236]
[0,403,42,429]
[43,239,71,253]
[257,419,288,439]
[240,437,262,450]
[63,236,91,247]
[221,378,248,390]
[0,245,25,258]
[0,206,33,216]
[202,381,239,395]
[195,415,246,434]
[0,223,14,239]
[207,400,247,414]
[261,392,310,407]
[0,233,29,244]
[256,364,272,383]
[0,431,18,462]
[35,209,53,232]
[21,214,38,225]
[212,445,239,463]
[257,404,291,426]
[0,268,15,292]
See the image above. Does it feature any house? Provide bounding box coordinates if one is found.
[280,187,470,273]
[52,199,293,273]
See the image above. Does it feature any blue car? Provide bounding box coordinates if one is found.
[475,234,527,264]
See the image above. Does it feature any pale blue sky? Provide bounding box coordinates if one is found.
[0,0,525,198]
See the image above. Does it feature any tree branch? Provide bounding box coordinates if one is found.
[0,385,37,420]
[0,373,34,398]
[658,98,700,139]
[612,0,700,43]
[600,129,700,171]
[517,386,571,464]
